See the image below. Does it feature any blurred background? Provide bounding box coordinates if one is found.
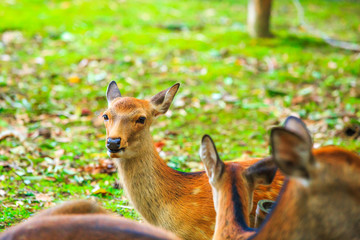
[0,0,359,230]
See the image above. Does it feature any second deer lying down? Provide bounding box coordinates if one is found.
[203,116,360,240]
[32,199,109,218]
[103,81,284,240]
[0,200,178,240]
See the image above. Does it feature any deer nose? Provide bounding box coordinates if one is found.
[107,138,121,152]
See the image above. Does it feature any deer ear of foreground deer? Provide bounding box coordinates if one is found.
[0,200,179,240]
[102,81,284,240]
[210,116,360,240]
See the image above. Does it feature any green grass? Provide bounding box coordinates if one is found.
[0,0,359,230]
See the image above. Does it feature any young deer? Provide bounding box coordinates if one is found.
[199,135,278,240]
[103,81,284,240]
[0,200,178,240]
[205,116,360,240]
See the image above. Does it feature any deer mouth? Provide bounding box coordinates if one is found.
[108,148,126,153]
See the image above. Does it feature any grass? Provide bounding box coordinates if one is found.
[0,0,359,230]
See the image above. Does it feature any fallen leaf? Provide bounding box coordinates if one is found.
[92,187,112,196]
[0,189,6,197]
[81,108,92,116]
[82,159,116,174]
[35,193,53,202]
[1,31,24,45]
[38,127,51,139]
[0,130,26,142]
[154,141,166,152]
[68,75,81,84]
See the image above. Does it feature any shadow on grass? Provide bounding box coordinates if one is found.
[252,32,345,53]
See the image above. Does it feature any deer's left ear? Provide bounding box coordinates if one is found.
[106,81,122,106]
[150,83,180,116]
[245,157,277,187]
[200,135,225,185]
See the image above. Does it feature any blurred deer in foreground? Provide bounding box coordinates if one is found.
[204,116,360,240]
[102,81,284,240]
[0,200,178,240]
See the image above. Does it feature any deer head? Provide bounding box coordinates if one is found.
[270,116,360,235]
[103,81,180,159]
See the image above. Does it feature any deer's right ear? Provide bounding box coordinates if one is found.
[200,135,224,185]
[150,83,180,116]
[106,81,122,105]
[270,127,313,179]
[245,157,277,187]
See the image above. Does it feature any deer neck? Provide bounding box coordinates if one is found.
[252,180,306,240]
[113,133,181,225]
[214,182,254,240]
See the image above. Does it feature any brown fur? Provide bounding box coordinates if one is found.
[0,215,178,240]
[255,147,360,240]
[103,82,284,240]
[211,118,360,240]
[1,200,178,240]
[33,200,110,218]
[212,163,254,240]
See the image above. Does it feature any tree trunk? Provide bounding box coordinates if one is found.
[247,0,273,38]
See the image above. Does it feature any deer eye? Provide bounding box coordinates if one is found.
[102,114,109,121]
[136,116,146,124]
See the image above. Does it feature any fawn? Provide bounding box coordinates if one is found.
[204,116,360,240]
[102,81,284,240]
[199,135,277,240]
[0,200,178,240]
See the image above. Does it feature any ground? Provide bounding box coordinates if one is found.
[0,0,359,231]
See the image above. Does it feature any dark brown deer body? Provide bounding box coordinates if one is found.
[103,81,284,240]
[0,200,178,240]
[0,215,178,240]
[33,199,109,218]
[208,116,360,240]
